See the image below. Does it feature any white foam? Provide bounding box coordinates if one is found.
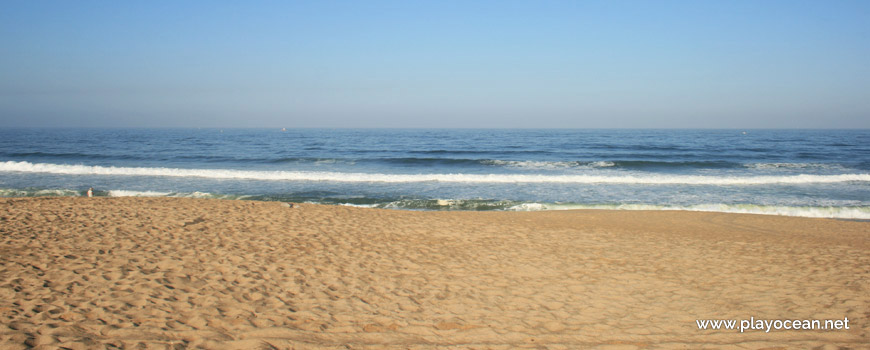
[35,189,82,196]
[185,191,218,198]
[589,161,616,168]
[2,161,869,185]
[0,188,81,197]
[105,190,238,199]
[339,203,378,208]
[744,163,845,170]
[510,202,547,211]
[508,203,870,219]
[107,190,171,197]
[483,160,614,169]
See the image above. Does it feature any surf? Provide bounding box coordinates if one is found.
[2,161,869,185]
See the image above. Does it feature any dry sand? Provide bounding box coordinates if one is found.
[0,197,867,349]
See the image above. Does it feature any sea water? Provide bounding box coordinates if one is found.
[1,128,868,219]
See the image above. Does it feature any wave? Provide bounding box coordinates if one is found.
[5,153,854,172]
[317,200,870,219]
[107,190,171,197]
[483,160,854,171]
[277,157,610,168]
[339,199,523,211]
[2,161,869,185]
[481,160,617,169]
[384,159,802,170]
[743,163,848,170]
[333,200,870,219]
[484,160,752,170]
[1,151,147,161]
[107,190,248,199]
[0,187,248,200]
[0,188,83,197]
[507,203,870,220]
[2,187,868,219]
[411,149,556,155]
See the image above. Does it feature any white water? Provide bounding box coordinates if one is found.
[3,161,869,185]
[3,186,869,219]
[508,203,870,219]
[106,190,247,199]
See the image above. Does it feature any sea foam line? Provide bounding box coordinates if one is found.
[2,186,868,219]
[2,161,869,185]
[106,190,248,199]
[508,203,870,219]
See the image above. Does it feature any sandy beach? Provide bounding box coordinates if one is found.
[0,197,867,349]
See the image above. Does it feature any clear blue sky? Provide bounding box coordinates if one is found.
[1,0,868,128]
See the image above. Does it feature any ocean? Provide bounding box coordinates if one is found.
[1,128,869,219]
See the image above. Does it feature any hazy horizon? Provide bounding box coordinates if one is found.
[1,126,869,130]
[2,1,869,128]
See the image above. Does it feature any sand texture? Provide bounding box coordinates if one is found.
[0,197,868,349]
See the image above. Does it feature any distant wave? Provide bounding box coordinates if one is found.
[6,152,854,172]
[2,161,869,185]
[480,160,617,169]
[482,160,754,170]
[488,160,855,170]
[411,149,556,155]
[1,151,148,161]
[743,162,848,170]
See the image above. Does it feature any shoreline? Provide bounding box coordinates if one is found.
[3,189,870,220]
[1,197,868,349]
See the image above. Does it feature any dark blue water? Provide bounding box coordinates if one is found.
[1,128,869,218]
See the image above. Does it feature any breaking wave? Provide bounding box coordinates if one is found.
[3,186,868,219]
[507,203,870,220]
[2,161,868,185]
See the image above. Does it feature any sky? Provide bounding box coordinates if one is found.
[1,0,869,128]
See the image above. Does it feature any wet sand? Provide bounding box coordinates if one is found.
[1,197,867,349]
